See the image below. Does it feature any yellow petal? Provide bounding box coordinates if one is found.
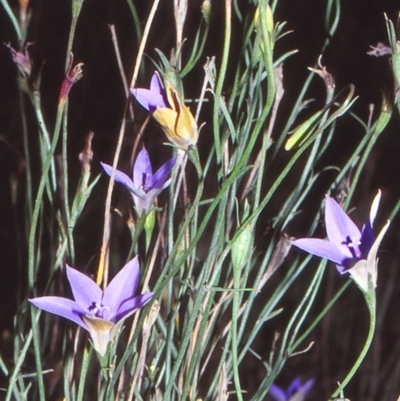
[153,90,198,151]
[153,107,180,143]
[176,102,198,148]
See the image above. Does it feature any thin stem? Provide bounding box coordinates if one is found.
[212,0,232,164]
[62,101,74,263]
[97,0,161,287]
[66,0,84,71]
[27,104,66,290]
[330,288,376,399]
[0,0,23,43]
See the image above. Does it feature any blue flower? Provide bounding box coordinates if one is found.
[30,256,152,356]
[292,191,390,292]
[131,71,167,111]
[101,147,176,216]
[270,378,314,401]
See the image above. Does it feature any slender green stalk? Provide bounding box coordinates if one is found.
[97,0,161,287]
[29,308,45,401]
[66,0,84,70]
[212,0,232,164]
[27,103,66,290]
[18,88,33,222]
[330,287,376,399]
[180,195,230,400]
[5,331,33,401]
[62,102,74,262]
[77,348,92,401]
[0,0,23,43]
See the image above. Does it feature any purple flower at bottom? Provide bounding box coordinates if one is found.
[292,191,390,292]
[101,147,176,216]
[29,256,153,356]
[270,378,314,401]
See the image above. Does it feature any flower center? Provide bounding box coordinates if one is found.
[344,236,362,259]
[88,302,110,319]
[139,173,150,192]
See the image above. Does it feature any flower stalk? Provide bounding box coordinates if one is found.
[330,284,376,399]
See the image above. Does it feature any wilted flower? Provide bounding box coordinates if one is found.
[101,147,176,216]
[367,42,392,57]
[131,72,198,150]
[269,377,314,401]
[292,191,390,292]
[59,53,84,105]
[5,42,33,77]
[29,256,153,356]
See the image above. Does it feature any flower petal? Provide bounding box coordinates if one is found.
[150,72,164,95]
[153,107,179,139]
[360,220,374,258]
[347,260,369,292]
[132,194,154,216]
[151,156,177,189]
[67,266,102,309]
[155,85,198,149]
[369,190,381,226]
[295,379,315,399]
[325,195,361,246]
[102,256,140,320]
[101,162,146,200]
[269,384,286,401]
[131,73,166,111]
[115,292,154,321]
[175,103,198,148]
[292,238,351,265]
[132,88,166,111]
[287,378,303,397]
[359,190,382,257]
[29,296,88,330]
[347,220,389,292]
[366,220,390,287]
[133,148,153,191]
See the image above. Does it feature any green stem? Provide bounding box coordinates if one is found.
[212,0,232,164]
[30,308,45,401]
[0,0,23,43]
[330,288,376,399]
[62,102,74,263]
[231,286,243,400]
[27,104,65,290]
[66,0,84,70]
[18,87,33,222]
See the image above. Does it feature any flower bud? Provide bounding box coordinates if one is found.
[201,0,211,24]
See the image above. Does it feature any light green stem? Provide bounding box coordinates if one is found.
[330,287,376,399]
